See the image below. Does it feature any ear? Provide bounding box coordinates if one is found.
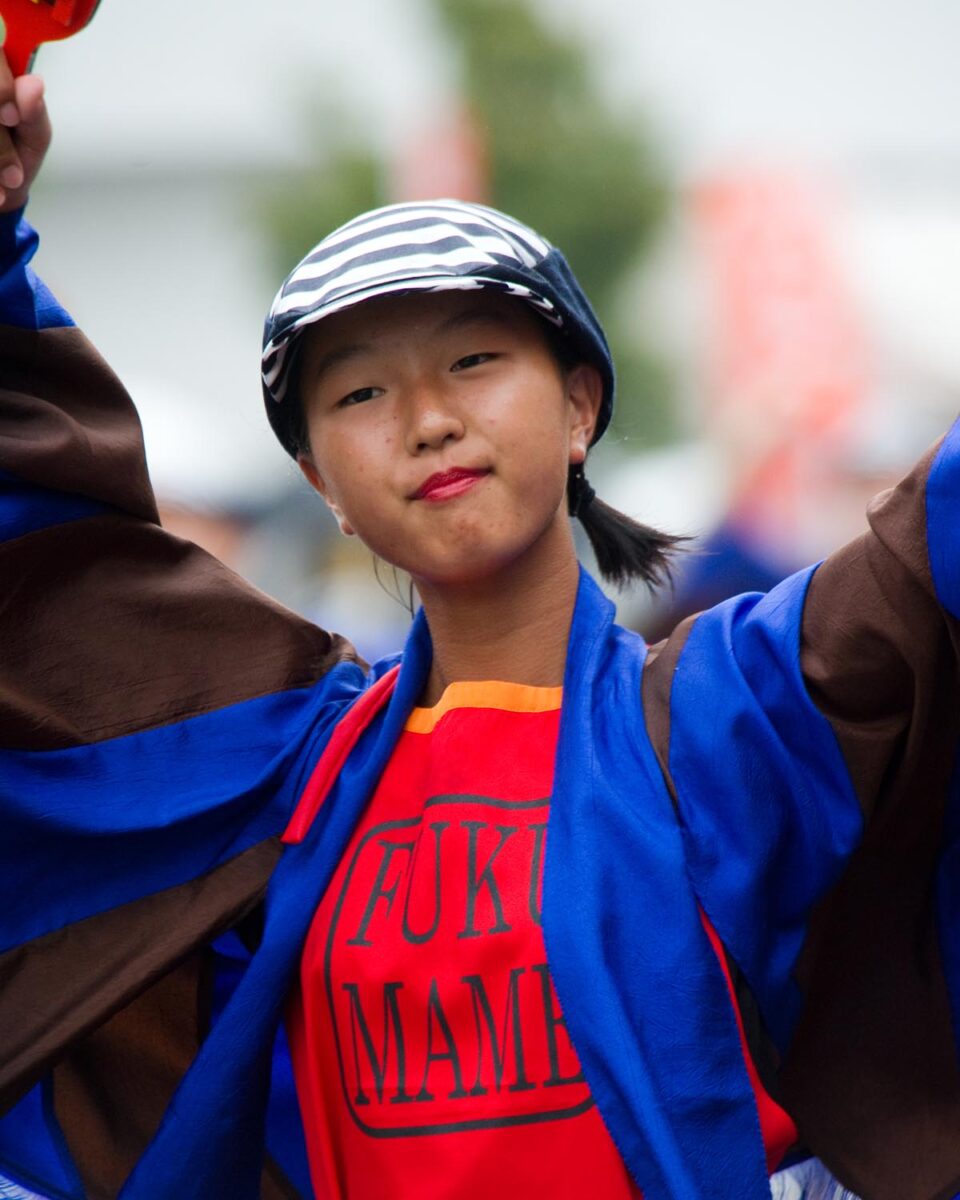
[297,453,356,537]
[565,364,604,465]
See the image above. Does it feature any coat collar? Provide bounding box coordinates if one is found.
[544,569,772,1200]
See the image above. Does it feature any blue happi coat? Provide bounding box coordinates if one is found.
[1,207,959,1200]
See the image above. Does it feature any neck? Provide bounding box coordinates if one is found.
[414,535,581,706]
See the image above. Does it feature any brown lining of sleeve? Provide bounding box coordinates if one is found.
[0,514,361,749]
[50,929,306,1200]
[0,836,282,1115]
[781,829,960,1200]
[0,325,159,523]
[640,617,695,814]
[261,1154,306,1200]
[781,442,960,1198]
[800,437,958,818]
[51,953,207,1200]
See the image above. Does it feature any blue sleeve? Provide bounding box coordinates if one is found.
[667,568,862,1048]
[661,420,960,1048]
[0,208,361,1200]
[0,1082,85,1199]
[927,416,960,619]
[0,206,361,946]
[0,208,74,332]
[210,932,314,1198]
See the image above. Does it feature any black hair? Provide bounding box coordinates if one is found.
[285,345,311,459]
[567,463,683,590]
[287,314,684,592]
[545,322,685,591]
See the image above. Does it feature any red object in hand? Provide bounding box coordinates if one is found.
[0,0,102,76]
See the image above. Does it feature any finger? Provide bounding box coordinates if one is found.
[0,73,49,212]
[12,75,49,166]
[14,75,45,128]
[0,51,17,127]
[0,124,23,191]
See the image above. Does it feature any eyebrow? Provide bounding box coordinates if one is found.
[308,343,372,389]
[308,306,518,387]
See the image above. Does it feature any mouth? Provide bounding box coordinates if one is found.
[412,467,491,502]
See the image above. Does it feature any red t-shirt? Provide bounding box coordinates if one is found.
[286,681,795,1198]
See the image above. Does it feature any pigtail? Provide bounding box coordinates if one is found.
[568,464,685,590]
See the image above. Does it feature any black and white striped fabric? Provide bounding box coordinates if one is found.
[262,200,559,405]
[261,197,616,457]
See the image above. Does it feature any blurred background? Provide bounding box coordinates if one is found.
[17,0,960,656]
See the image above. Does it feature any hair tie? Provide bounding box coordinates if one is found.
[568,465,596,520]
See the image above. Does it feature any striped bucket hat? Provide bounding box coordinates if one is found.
[261,199,615,458]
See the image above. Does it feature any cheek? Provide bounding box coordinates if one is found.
[515,391,576,477]
[307,413,393,503]
[311,449,406,553]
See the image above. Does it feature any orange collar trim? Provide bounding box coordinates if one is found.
[405,680,563,735]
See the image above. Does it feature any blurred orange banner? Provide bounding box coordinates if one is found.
[392,107,488,204]
[694,173,868,543]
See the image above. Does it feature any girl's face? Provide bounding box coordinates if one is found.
[296,290,601,588]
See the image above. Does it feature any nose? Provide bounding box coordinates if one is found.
[403,382,466,454]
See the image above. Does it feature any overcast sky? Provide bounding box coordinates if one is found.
[34,0,960,181]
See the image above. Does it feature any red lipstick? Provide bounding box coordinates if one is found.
[413,467,489,502]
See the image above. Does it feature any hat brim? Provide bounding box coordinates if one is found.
[262,272,559,404]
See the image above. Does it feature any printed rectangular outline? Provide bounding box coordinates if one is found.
[323,794,595,1138]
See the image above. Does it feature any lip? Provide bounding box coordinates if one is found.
[412,467,490,502]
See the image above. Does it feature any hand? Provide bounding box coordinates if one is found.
[0,49,51,215]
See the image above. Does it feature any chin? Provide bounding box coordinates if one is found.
[412,542,538,590]
[411,560,496,589]
[380,515,562,591]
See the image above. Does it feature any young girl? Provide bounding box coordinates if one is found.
[1,59,959,1200]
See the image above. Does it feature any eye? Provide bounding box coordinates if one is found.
[451,352,497,372]
[336,386,383,408]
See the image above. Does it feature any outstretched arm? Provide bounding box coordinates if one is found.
[0,43,357,764]
[642,421,960,1199]
[780,426,960,1197]
[0,52,359,1200]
